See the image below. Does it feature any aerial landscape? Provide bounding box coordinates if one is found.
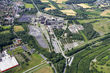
[0,0,110,73]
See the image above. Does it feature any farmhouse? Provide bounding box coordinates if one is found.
[0,50,19,72]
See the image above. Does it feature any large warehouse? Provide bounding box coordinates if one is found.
[0,50,19,72]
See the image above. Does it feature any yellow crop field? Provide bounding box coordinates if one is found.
[77,3,91,8]
[44,4,56,11]
[60,10,77,16]
[100,9,110,16]
[14,26,24,32]
[52,0,67,3]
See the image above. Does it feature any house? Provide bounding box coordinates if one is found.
[13,38,22,46]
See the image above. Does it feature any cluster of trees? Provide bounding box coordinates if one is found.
[0,33,16,51]
[66,33,110,73]
[66,33,110,56]
[0,26,15,52]
[33,0,49,11]
[0,26,11,31]
[16,23,66,73]
[54,28,84,41]
[23,0,32,3]
[23,0,49,12]
[48,0,60,9]
[74,18,100,41]
[66,0,97,4]
[81,22,100,40]
[45,9,67,17]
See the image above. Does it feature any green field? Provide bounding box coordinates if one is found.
[91,58,110,73]
[90,50,110,73]
[92,18,110,35]
[29,64,53,73]
[78,18,110,35]
[1,25,11,29]
[0,30,10,34]
[24,3,34,8]
[96,65,110,73]
[77,19,99,24]
[79,31,88,42]
[66,34,110,73]
[6,53,44,73]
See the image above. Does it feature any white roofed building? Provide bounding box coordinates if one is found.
[0,50,19,72]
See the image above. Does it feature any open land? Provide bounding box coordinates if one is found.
[24,3,34,8]
[0,30,10,34]
[52,0,68,3]
[14,26,24,32]
[33,64,53,73]
[77,3,91,8]
[90,50,110,73]
[100,9,110,16]
[92,18,110,35]
[60,9,76,16]
[58,4,67,9]
[10,53,44,73]
[44,4,56,11]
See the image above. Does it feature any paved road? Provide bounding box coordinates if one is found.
[31,0,40,12]
[40,54,57,73]
[23,61,46,73]
[53,32,70,59]
[28,63,47,73]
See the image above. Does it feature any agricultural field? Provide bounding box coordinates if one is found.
[0,25,11,34]
[77,17,110,36]
[90,50,110,73]
[77,19,99,24]
[92,18,110,35]
[33,64,53,73]
[52,0,68,3]
[58,4,67,9]
[14,25,24,32]
[60,9,76,16]
[7,53,44,73]
[0,30,10,34]
[24,3,34,8]
[66,35,110,73]
[77,3,91,8]
[44,4,56,11]
[100,9,110,17]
